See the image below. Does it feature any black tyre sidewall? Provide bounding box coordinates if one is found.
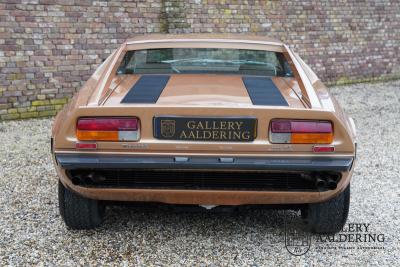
[58,181,105,230]
[304,184,350,234]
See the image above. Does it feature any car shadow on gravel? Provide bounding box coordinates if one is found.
[96,202,302,239]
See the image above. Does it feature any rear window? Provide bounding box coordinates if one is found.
[117,48,293,77]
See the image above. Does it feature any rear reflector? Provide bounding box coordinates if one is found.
[313,146,335,153]
[270,119,333,144]
[77,117,140,141]
[76,142,97,149]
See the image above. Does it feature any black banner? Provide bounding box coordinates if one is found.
[154,116,257,142]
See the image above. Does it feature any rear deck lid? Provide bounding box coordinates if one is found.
[104,74,305,108]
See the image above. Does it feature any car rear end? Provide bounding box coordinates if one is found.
[52,35,356,231]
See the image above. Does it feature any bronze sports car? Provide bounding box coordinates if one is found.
[52,34,356,232]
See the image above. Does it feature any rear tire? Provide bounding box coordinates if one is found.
[58,181,105,230]
[302,184,350,234]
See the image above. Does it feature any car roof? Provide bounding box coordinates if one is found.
[125,34,284,46]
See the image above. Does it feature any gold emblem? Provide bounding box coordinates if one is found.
[160,119,175,138]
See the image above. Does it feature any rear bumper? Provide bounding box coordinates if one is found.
[54,153,355,205]
[55,153,353,172]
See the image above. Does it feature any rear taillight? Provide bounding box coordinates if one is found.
[76,117,140,141]
[270,119,333,144]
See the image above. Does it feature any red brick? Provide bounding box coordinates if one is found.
[1,0,399,120]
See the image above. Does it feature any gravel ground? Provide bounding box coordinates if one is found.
[0,80,399,266]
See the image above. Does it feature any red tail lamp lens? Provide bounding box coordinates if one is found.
[76,117,140,141]
[270,119,333,144]
[271,120,332,133]
[271,120,291,132]
[77,118,138,131]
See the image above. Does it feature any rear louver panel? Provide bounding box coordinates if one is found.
[67,169,323,192]
[242,77,288,106]
[121,75,170,104]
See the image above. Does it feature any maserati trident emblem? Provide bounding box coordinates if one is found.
[160,119,175,138]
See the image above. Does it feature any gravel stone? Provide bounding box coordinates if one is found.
[0,80,399,265]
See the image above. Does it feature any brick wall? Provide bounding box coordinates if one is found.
[1,0,399,120]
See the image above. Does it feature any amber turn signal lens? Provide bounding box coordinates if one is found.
[291,133,333,144]
[76,130,119,141]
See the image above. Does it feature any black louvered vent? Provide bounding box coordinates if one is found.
[66,169,332,192]
[242,76,288,106]
[121,75,170,103]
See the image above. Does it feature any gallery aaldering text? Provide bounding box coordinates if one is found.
[315,223,385,243]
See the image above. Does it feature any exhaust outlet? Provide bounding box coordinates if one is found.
[327,178,337,190]
[71,176,82,185]
[84,173,95,185]
[71,175,85,185]
[315,178,327,189]
[313,172,341,190]
[330,173,341,182]
[83,172,106,185]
